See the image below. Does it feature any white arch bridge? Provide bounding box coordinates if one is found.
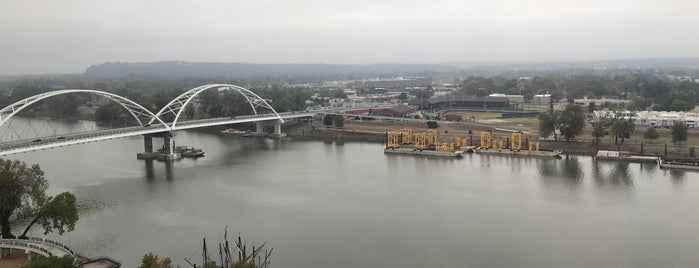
[0,84,314,156]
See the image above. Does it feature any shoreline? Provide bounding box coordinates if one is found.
[284,122,699,158]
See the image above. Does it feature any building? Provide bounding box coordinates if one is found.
[344,105,418,117]
[593,110,699,128]
[489,94,524,106]
[533,94,551,105]
[574,98,631,112]
[408,95,510,111]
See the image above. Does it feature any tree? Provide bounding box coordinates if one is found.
[426,121,438,129]
[0,159,78,239]
[538,109,560,140]
[608,112,635,144]
[22,255,81,268]
[323,115,335,126]
[628,96,653,111]
[334,116,344,128]
[139,252,174,268]
[19,192,78,238]
[643,127,659,143]
[0,159,47,238]
[397,92,408,100]
[591,115,609,143]
[558,105,586,141]
[672,121,689,145]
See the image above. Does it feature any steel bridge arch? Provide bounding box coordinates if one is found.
[150,84,283,129]
[0,89,169,129]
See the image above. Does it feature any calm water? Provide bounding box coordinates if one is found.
[7,128,699,267]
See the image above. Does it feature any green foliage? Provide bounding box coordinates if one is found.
[671,121,689,145]
[22,255,81,268]
[608,112,635,144]
[319,89,346,99]
[0,159,47,238]
[323,115,335,126]
[628,97,654,111]
[558,105,586,141]
[591,119,609,142]
[426,121,438,129]
[334,116,344,128]
[643,127,659,143]
[20,192,79,238]
[538,109,560,140]
[398,92,408,100]
[139,252,174,268]
[94,103,122,123]
[231,261,257,268]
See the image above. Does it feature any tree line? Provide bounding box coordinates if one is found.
[458,71,699,111]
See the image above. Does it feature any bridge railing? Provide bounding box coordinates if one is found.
[0,239,52,256]
[26,236,75,256]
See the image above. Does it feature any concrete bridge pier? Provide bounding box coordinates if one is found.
[138,132,181,160]
[270,120,286,138]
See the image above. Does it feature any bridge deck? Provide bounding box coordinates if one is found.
[0,237,74,257]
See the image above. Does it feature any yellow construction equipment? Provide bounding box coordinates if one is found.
[511,132,522,150]
[456,138,468,148]
[414,133,426,150]
[387,132,400,149]
[441,142,449,151]
[427,130,439,145]
[401,128,413,144]
[480,132,491,148]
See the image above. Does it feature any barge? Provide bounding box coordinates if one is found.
[475,148,563,157]
[384,147,465,158]
[595,150,658,163]
[659,158,699,170]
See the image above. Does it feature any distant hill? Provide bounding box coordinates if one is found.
[84,61,460,78]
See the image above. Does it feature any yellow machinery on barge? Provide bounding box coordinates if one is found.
[384,128,474,158]
[475,132,562,158]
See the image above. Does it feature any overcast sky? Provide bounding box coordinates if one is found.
[1,0,698,75]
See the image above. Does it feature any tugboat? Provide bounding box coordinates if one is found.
[175,146,205,157]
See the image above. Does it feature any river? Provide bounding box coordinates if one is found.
[6,127,699,267]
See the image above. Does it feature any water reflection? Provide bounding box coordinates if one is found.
[591,161,634,192]
[640,162,657,175]
[537,155,583,190]
[143,159,174,181]
[667,169,686,186]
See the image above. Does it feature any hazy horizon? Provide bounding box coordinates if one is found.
[2,0,699,75]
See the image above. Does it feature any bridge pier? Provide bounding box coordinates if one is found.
[270,120,286,138]
[144,135,153,153]
[138,132,181,160]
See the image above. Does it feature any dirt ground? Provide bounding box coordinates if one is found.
[0,251,30,268]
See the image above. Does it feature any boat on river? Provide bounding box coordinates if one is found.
[659,158,699,170]
[174,146,205,157]
[595,150,658,163]
[475,147,563,158]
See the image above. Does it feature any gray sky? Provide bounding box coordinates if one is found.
[1,0,698,75]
